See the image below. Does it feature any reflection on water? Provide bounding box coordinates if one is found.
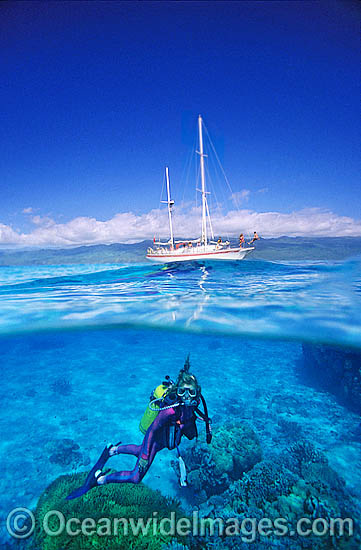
[0,259,360,349]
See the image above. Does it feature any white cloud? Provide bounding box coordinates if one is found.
[231,189,250,206]
[1,206,361,247]
[31,215,55,227]
[22,207,34,214]
[0,223,23,244]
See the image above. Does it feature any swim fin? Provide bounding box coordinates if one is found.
[66,444,112,500]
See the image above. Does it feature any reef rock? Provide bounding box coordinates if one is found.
[179,421,262,501]
[45,438,86,469]
[200,443,359,550]
[301,344,361,414]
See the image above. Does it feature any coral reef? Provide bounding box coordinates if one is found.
[177,434,359,550]
[50,377,72,396]
[283,440,327,477]
[276,417,302,440]
[301,344,361,414]
[175,421,262,502]
[45,438,88,469]
[29,471,186,550]
[226,458,298,510]
[162,542,191,550]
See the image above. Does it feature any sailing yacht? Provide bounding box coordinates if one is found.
[146,115,254,263]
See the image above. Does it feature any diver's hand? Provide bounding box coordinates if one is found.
[139,457,148,473]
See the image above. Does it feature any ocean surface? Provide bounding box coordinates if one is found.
[1,257,361,549]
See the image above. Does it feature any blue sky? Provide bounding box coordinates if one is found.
[0,1,360,246]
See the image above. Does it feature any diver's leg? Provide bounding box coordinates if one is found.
[113,443,142,457]
[104,464,142,484]
[100,443,159,485]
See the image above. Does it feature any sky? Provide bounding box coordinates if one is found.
[0,0,360,246]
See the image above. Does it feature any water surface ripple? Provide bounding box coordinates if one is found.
[0,259,360,348]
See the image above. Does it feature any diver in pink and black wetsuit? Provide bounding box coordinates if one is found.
[66,360,211,500]
[103,397,199,485]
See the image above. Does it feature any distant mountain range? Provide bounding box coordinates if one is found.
[0,237,360,266]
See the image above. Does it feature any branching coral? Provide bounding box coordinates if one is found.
[284,440,327,477]
[50,377,72,396]
[45,438,85,469]
[225,459,297,510]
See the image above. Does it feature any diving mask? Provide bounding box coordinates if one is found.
[177,386,197,398]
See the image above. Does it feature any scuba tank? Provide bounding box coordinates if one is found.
[139,376,174,434]
[139,356,212,444]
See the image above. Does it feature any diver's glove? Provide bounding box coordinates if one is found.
[139,457,149,473]
[178,456,188,487]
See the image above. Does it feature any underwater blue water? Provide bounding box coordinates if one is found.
[0,258,360,547]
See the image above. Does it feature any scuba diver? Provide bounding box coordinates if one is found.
[66,356,211,500]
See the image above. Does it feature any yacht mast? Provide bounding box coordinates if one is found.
[163,166,174,249]
[198,115,207,246]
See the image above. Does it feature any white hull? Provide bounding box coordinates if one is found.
[147,246,254,263]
